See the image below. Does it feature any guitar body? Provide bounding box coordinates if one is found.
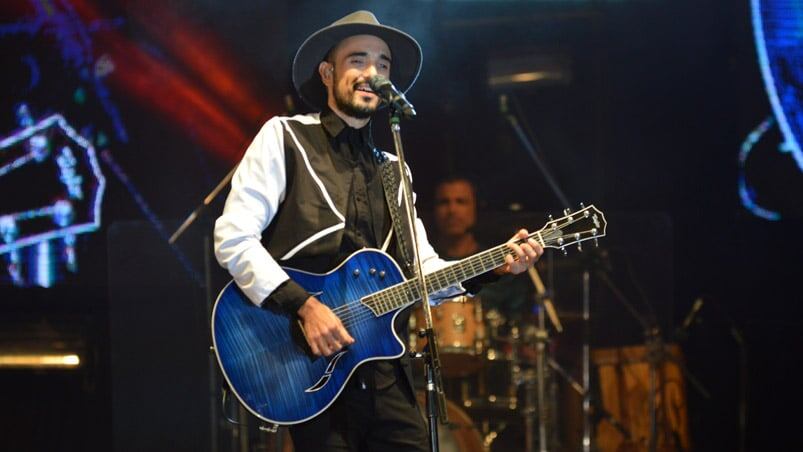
[212,249,407,425]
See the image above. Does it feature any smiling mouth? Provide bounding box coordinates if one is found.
[354,82,375,95]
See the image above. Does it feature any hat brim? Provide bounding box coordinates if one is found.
[292,22,422,111]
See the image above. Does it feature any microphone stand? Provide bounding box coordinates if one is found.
[499,92,576,451]
[499,94,571,209]
[387,105,447,452]
[168,163,239,452]
[168,164,237,245]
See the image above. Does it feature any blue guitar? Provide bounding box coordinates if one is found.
[212,205,606,425]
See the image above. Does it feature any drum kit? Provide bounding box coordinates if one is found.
[410,294,561,452]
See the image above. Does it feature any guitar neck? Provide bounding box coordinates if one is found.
[360,205,606,316]
[363,240,527,316]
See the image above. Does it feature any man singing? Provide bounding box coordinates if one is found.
[214,10,543,451]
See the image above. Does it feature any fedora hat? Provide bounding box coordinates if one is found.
[292,10,422,110]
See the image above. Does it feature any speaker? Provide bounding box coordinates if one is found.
[107,220,217,452]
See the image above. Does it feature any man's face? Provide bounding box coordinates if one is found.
[321,34,391,119]
[434,180,477,238]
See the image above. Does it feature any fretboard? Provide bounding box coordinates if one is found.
[358,203,605,316]
[361,235,542,316]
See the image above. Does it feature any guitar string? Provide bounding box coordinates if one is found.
[325,219,596,324]
[315,214,602,333]
[330,250,495,321]
[331,246,512,326]
[329,238,539,322]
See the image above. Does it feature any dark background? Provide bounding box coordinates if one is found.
[1,0,802,451]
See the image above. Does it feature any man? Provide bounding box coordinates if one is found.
[214,11,543,451]
[433,177,482,260]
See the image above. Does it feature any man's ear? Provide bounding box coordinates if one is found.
[318,61,333,87]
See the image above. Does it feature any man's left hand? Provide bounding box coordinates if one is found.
[494,229,543,275]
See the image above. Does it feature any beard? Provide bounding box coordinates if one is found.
[332,75,378,119]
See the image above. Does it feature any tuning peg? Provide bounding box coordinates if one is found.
[563,208,572,216]
[548,214,554,221]
[577,242,583,252]
[594,238,599,247]
[561,246,567,256]
[579,202,585,209]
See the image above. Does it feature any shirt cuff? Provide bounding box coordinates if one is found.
[263,279,309,314]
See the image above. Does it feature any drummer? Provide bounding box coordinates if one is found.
[432,176,482,260]
[431,176,532,320]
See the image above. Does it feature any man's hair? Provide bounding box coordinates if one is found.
[434,176,478,199]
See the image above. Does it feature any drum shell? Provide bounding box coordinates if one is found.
[410,297,486,378]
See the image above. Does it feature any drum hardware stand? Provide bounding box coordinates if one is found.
[582,269,592,452]
[594,266,710,452]
[520,322,547,452]
[522,266,555,452]
[386,104,448,452]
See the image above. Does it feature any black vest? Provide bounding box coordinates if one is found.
[260,115,418,390]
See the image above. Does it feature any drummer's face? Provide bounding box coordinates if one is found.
[434,180,477,237]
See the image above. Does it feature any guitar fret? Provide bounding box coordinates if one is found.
[367,204,607,316]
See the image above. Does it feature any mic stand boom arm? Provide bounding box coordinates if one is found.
[169,163,238,245]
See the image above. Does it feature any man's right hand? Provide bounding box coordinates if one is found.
[297,296,356,356]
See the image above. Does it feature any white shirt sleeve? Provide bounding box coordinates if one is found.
[213,118,292,306]
[413,216,468,303]
[389,166,465,304]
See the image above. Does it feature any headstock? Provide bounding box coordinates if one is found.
[533,204,607,255]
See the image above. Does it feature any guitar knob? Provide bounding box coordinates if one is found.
[353,269,360,277]
[379,270,386,279]
[369,268,377,276]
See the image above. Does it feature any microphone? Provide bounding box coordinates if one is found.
[682,297,704,330]
[368,75,416,118]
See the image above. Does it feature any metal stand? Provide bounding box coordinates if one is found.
[500,95,582,451]
[533,291,549,452]
[387,106,448,452]
[169,163,242,452]
[523,265,564,452]
[582,270,592,452]
[594,266,710,452]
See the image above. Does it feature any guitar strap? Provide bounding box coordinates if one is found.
[375,149,416,275]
